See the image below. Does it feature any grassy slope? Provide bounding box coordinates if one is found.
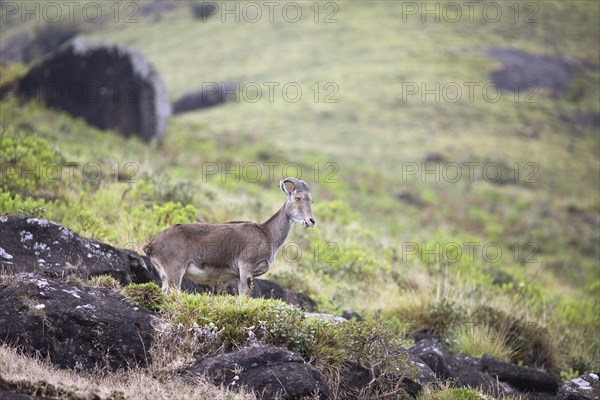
[1,0,599,374]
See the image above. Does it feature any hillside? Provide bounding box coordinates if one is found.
[1,1,599,399]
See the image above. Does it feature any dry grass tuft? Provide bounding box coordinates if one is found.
[0,344,256,400]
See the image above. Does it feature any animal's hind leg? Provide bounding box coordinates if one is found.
[150,256,170,292]
[151,256,185,292]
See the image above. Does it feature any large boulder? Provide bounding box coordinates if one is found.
[556,373,600,400]
[0,216,157,285]
[0,273,155,371]
[18,38,170,141]
[182,345,331,399]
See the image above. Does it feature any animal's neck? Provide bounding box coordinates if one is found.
[262,204,294,251]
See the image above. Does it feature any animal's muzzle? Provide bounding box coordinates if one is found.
[303,218,317,228]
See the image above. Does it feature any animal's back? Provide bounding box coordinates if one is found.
[144,222,268,264]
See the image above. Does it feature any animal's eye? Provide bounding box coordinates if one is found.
[295,197,301,201]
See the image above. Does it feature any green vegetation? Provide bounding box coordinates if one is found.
[126,288,414,398]
[1,0,598,392]
[125,282,165,312]
[418,386,508,400]
[88,275,122,290]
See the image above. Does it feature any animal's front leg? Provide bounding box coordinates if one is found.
[238,262,254,297]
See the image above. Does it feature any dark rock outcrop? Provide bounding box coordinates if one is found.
[389,354,439,398]
[18,38,170,141]
[0,273,154,371]
[556,373,600,400]
[182,345,331,399]
[409,339,513,397]
[0,216,157,285]
[481,355,561,393]
[409,339,561,396]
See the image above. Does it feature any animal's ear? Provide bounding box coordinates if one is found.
[280,179,295,196]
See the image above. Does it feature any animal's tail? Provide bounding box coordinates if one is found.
[142,240,154,256]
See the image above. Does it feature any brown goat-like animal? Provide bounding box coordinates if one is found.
[143,178,316,296]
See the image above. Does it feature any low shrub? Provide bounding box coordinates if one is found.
[125,282,165,312]
[0,128,64,197]
[160,292,314,355]
[0,191,46,217]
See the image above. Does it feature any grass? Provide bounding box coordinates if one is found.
[418,385,514,400]
[0,0,598,389]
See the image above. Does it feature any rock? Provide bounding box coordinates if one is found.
[400,354,438,398]
[0,374,97,400]
[0,216,157,285]
[190,2,218,20]
[488,48,577,98]
[412,331,444,343]
[409,342,560,397]
[172,82,237,114]
[524,393,561,400]
[424,152,446,163]
[18,38,170,141]
[139,0,181,17]
[226,279,318,311]
[341,309,364,321]
[409,339,512,397]
[337,361,371,398]
[394,191,425,208]
[481,355,561,393]
[182,345,331,399]
[556,373,600,400]
[0,273,155,371]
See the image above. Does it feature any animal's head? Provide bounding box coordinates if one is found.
[280,177,316,228]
